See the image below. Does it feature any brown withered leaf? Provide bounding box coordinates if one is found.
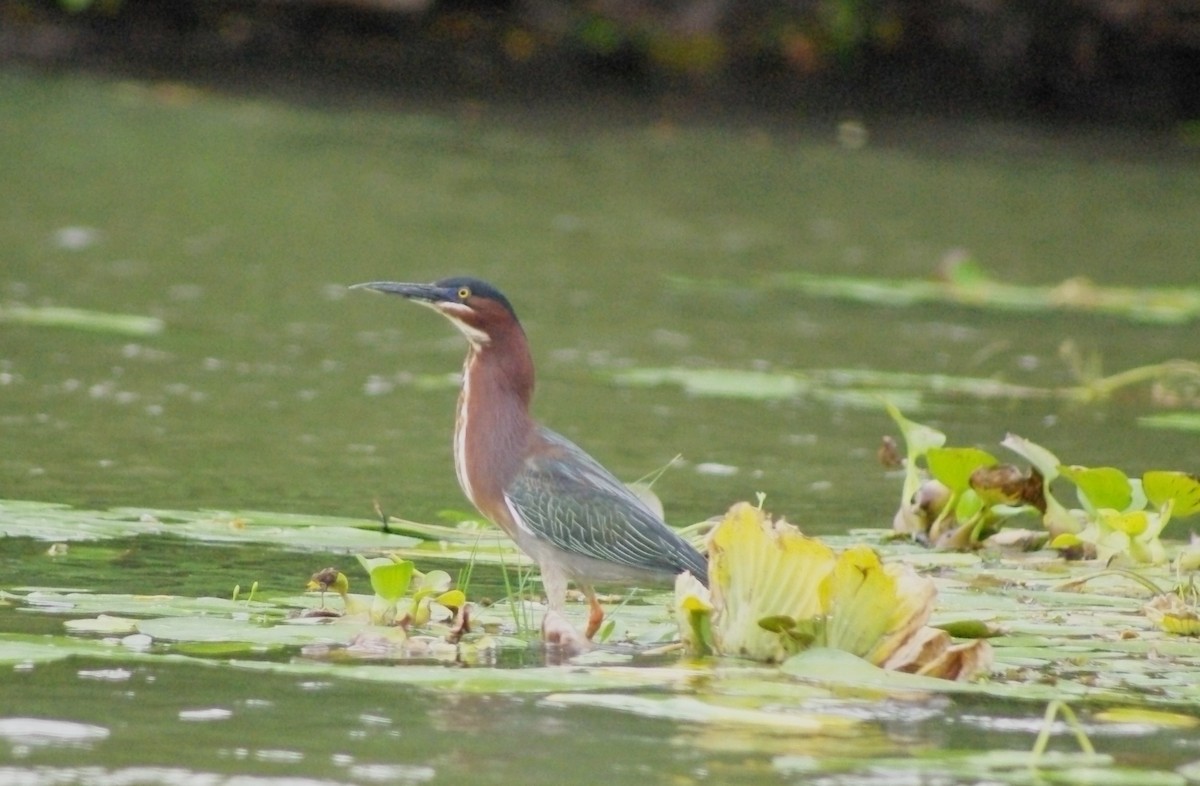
[918,639,994,681]
[877,435,904,469]
[970,465,1046,512]
[880,626,994,682]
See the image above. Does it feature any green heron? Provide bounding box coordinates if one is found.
[352,276,708,647]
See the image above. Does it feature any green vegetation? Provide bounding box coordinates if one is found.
[7,482,1200,781]
[0,305,163,336]
[612,359,1200,414]
[674,257,1200,324]
[886,403,1200,561]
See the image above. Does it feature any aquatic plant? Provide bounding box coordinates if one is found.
[675,502,991,679]
[886,404,1200,563]
[308,556,465,631]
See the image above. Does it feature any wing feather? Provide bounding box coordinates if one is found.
[504,427,708,583]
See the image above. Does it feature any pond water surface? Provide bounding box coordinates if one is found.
[2,68,1200,784]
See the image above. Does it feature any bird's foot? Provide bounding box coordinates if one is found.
[541,610,590,653]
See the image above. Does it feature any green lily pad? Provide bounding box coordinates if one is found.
[1139,412,1200,433]
[612,366,1058,411]
[0,500,420,551]
[229,658,699,693]
[540,692,859,733]
[0,305,164,336]
[681,267,1200,325]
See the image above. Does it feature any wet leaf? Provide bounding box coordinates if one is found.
[819,545,935,665]
[0,305,164,336]
[927,447,998,493]
[1139,412,1200,433]
[613,366,1060,411]
[1143,471,1200,517]
[753,267,1200,325]
[63,615,141,635]
[1060,466,1134,512]
[1093,707,1200,728]
[540,693,859,733]
[230,658,698,694]
[705,503,835,661]
[684,504,986,678]
[435,590,466,609]
[934,619,1000,639]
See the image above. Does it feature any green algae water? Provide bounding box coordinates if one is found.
[2,68,1200,784]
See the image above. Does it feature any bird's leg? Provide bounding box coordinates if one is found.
[583,586,605,640]
[539,563,588,651]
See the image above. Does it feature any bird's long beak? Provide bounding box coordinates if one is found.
[350,281,454,304]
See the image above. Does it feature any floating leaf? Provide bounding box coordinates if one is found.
[1139,412,1200,433]
[541,692,859,733]
[706,503,834,662]
[63,615,141,635]
[682,503,987,679]
[367,561,413,603]
[752,268,1200,325]
[1094,707,1200,728]
[818,545,935,665]
[0,305,164,336]
[1059,466,1134,512]
[926,447,998,494]
[1143,472,1200,517]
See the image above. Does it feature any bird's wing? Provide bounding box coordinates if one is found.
[503,427,708,583]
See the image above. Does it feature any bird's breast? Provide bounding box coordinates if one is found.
[452,349,534,531]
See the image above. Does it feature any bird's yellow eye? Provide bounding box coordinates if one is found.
[457,287,471,300]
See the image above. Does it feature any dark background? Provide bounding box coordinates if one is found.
[4,0,1200,122]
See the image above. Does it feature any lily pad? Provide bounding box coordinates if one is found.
[540,692,859,733]
[0,304,164,336]
[674,266,1200,325]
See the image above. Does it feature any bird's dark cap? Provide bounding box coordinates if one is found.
[350,277,518,320]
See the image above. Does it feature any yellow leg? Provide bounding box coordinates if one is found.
[584,588,604,640]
